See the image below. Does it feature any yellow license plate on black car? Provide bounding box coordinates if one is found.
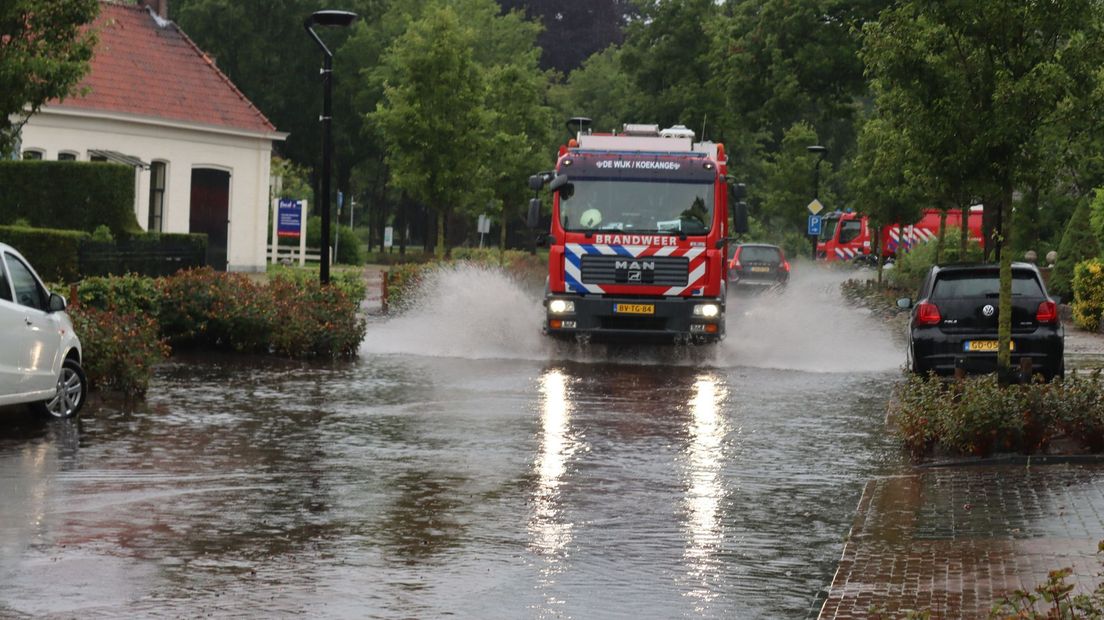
[614,303,655,315]
[964,340,1014,352]
[750,266,770,273]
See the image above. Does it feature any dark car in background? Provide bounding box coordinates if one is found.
[728,243,789,292]
[899,263,1064,379]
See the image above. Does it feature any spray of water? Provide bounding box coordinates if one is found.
[718,264,904,373]
[361,261,904,373]
[360,262,549,360]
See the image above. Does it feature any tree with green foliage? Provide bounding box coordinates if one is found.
[1052,199,1102,301]
[846,117,923,281]
[757,122,834,256]
[712,0,881,155]
[619,0,719,133]
[861,0,1104,380]
[173,0,382,170]
[350,0,552,256]
[371,5,487,259]
[547,45,639,136]
[448,0,553,250]
[1,0,99,155]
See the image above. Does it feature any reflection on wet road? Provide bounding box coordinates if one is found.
[0,266,906,618]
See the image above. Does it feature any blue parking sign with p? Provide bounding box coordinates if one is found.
[808,214,822,236]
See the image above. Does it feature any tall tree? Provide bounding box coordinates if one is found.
[547,45,640,137]
[846,116,924,281]
[371,4,487,258]
[619,0,719,133]
[173,0,383,170]
[0,0,99,155]
[712,0,885,155]
[862,0,1104,379]
[757,121,835,256]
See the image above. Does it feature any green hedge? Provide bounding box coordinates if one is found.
[301,216,364,265]
[0,225,206,280]
[79,232,207,277]
[0,160,140,235]
[892,372,1104,458]
[0,225,90,282]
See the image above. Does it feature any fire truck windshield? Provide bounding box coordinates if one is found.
[559,178,715,234]
[819,217,839,241]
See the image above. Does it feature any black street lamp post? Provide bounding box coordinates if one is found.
[806,144,828,260]
[304,9,357,284]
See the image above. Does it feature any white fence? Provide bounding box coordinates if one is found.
[267,244,333,265]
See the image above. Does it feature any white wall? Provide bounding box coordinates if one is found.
[19,110,281,273]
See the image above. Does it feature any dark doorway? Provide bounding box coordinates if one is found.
[190,168,230,271]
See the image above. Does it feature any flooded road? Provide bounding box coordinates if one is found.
[0,266,907,619]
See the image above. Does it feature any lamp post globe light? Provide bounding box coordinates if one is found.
[304,9,358,284]
[806,144,828,260]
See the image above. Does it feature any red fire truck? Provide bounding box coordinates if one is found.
[527,122,747,344]
[816,207,984,263]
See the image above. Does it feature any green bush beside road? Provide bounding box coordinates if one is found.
[891,372,1104,458]
[1073,258,1104,332]
[71,268,367,396]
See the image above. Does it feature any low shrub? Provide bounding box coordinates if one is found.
[1053,371,1104,452]
[268,265,366,302]
[76,274,161,316]
[158,268,272,352]
[301,216,364,265]
[158,267,364,358]
[1073,258,1104,332]
[385,262,434,311]
[891,372,1104,458]
[991,561,1104,618]
[68,304,170,396]
[268,277,365,357]
[363,248,433,265]
[0,224,89,282]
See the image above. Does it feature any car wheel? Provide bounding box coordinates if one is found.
[33,358,87,419]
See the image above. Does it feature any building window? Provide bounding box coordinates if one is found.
[90,154,107,162]
[148,161,167,232]
[21,150,43,160]
[58,152,77,161]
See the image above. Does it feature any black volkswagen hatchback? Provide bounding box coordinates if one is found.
[899,263,1064,379]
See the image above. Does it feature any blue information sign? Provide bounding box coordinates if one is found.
[277,199,303,238]
[807,214,822,236]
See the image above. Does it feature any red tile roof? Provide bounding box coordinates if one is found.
[50,1,277,134]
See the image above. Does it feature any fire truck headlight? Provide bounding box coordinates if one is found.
[549,299,575,314]
[693,303,720,318]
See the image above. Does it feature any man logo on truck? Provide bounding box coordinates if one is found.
[617,260,654,283]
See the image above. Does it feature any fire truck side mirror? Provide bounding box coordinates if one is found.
[729,182,747,201]
[548,174,570,191]
[528,174,545,191]
[527,198,542,229]
[732,201,749,234]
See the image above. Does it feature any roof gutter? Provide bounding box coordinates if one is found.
[35,104,289,142]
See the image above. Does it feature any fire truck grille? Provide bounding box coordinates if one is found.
[580,255,688,286]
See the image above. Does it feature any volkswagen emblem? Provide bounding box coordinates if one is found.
[982,304,995,317]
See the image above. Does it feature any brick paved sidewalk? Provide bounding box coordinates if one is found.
[819,463,1104,618]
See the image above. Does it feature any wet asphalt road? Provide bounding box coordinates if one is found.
[0,268,907,619]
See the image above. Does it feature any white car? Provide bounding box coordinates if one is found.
[0,242,86,418]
